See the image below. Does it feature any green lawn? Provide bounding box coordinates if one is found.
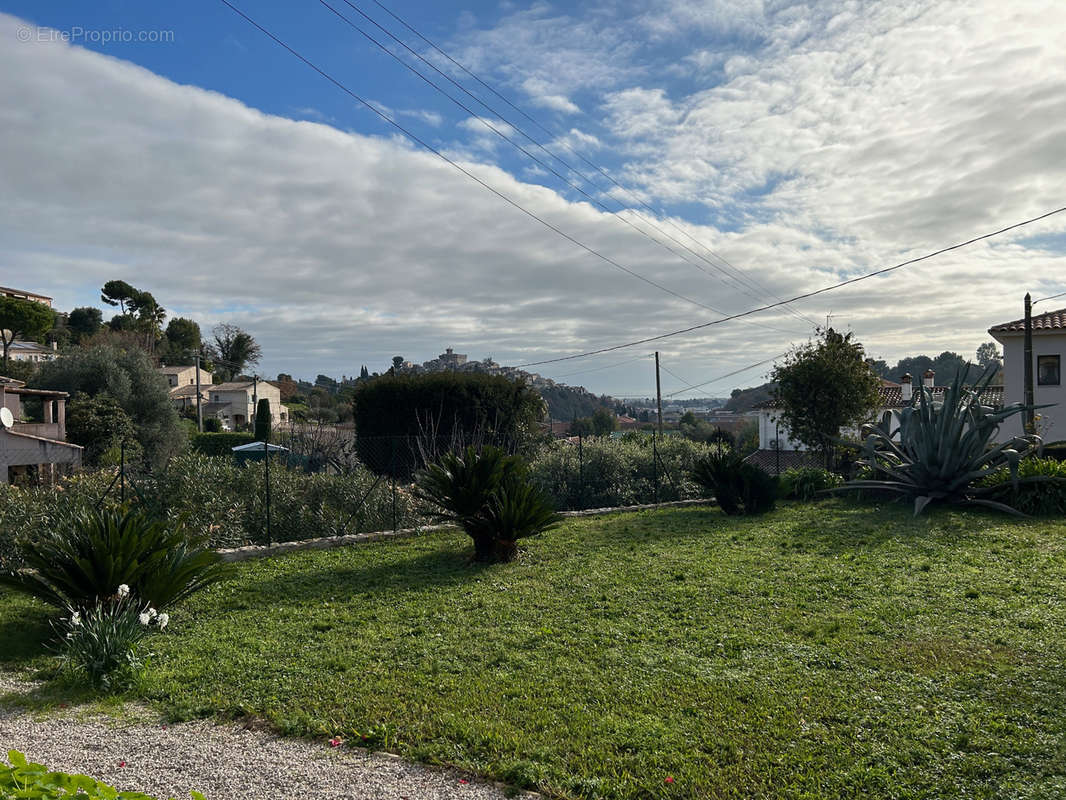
[4,501,1066,799]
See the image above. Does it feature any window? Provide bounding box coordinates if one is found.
[1038,355,1061,386]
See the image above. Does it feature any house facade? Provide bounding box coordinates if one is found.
[203,380,286,430]
[0,376,82,484]
[158,364,213,411]
[989,307,1065,442]
[8,340,59,363]
[748,373,1005,473]
[0,286,52,307]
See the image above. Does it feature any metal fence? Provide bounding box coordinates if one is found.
[80,433,713,548]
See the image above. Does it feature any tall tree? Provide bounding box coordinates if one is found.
[771,328,881,466]
[0,296,54,367]
[162,317,202,365]
[976,341,1002,371]
[100,280,139,315]
[67,307,103,343]
[209,323,261,381]
[34,342,185,467]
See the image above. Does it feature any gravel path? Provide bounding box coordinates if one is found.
[0,673,526,800]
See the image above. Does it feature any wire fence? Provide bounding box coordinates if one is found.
[55,433,717,549]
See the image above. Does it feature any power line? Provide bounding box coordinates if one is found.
[516,205,1066,367]
[367,0,818,329]
[219,0,785,325]
[316,0,808,337]
[664,352,787,398]
[1034,290,1066,305]
[657,362,691,387]
[553,352,652,379]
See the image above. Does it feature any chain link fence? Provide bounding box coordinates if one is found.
[0,433,717,559]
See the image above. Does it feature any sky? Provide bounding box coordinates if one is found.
[1,0,1064,398]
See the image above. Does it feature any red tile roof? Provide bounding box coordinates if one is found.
[989,307,1066,333]
[759,384,1003,410]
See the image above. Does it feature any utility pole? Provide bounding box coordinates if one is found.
[195,353,203,433]
[1024,292,1035,434]
[654,351,663,435]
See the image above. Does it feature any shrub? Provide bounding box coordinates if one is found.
[203,416,223,433]
[779,467,843,501]
[976,457,1066,516]
[254,398,271,442]
[1,750,205,800]
[0,509,231,611]
[52,588,169,690]
[414,446,560,562]
[692,452,777,515]
[527,436,712,510]
[352,372,546,475]
[191,431,256,456]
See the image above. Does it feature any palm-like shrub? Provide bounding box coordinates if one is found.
[0,509,231,611]
[837,367,1051,515]
[414,446,560,562]
[692,451,777,515]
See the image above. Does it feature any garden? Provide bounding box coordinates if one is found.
[3,371,1066,798]
[4,503,1066,798]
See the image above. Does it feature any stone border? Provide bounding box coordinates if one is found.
[216,498,714,562]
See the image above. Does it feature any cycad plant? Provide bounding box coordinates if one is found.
[836,366,1049,515]
[0,509,231,611]
[414,446,560,562]
[691,451,777,515]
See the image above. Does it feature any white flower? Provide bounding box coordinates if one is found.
[138,611,151,625]
[157,613,169,630]
[117,584,130,598]
[148,607,158,619]
[70,611,82,627]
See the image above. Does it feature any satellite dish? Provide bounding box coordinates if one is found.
[0,407,13,429]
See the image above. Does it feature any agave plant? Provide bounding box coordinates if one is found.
[0,508,232,611]
[836,366,1051,515]
[413,446,560,562]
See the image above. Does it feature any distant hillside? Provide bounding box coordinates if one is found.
[724,382,775,413]
[539,383,612,421]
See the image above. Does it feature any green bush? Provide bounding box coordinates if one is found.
[352,372,546,475]
[191,432,255,456]
[1,750,205,800]
[779,467,843,501]
[203,417,223,433]
[414,446,560,562]
[976,458,1066,516]
[692,452,777,515]
[52,589,170,690]
[0,509,231,611]
[527,436,713,510]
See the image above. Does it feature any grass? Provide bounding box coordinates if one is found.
[4,500,1066,798]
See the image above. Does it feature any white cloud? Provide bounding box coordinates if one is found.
[2,6,1065,398]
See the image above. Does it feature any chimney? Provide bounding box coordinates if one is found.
[923,369,935,389]
[900,373,913,402]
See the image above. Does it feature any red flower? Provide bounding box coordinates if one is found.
[118,761,126,768]
[664,777,675,784]
[329,737,342,747]
[458,779,469,785]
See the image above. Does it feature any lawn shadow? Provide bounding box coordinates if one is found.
[0,601,53,669]
[247,539,499,606]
